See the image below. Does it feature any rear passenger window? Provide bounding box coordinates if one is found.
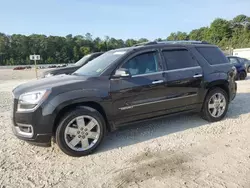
[196,47,228,65]
[162,49,198,70]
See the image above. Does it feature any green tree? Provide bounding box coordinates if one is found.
[189,27,209,41]
[208,18,232,43]
[1,14,250,66]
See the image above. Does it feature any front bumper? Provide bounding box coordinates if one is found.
[12,125,51,146]
[11,99,55,146]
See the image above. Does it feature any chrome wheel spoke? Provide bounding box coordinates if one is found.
[86,120,96,130]
[69,136,81,147]
[220,101,226,107]
[208,103,215,109]
[219,94,223,101]
[76,117,85,128]
[211,108,218,116]
[87,131,98,139]
[212,95,217,102]
[217,107,221,115]
[81,139,89,148]
[66,127,78,136]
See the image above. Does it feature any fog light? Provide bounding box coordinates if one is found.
[14,123,34,138]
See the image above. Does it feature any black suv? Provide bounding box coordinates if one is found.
[11,41,237,157]
[42,52,103,78]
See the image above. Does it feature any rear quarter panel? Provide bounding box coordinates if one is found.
[188,46,234,102]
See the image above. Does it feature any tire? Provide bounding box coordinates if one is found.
[201,88,229,122]
[239,71,246,80]
[248,66,250,73]
[56,106,106,157]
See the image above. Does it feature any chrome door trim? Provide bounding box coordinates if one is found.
[193,74,203,78]
[119,94,197,110]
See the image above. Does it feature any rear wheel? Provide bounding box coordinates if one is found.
[56,107,106,157]
[239,71,246,80]
[201,88,229,122]
[247,66,250,73]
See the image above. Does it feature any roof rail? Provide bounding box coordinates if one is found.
[157,40,210,44]
[133,41,158,46]
[133,40,211,47]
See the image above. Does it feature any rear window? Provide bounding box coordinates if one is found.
[196,47,229,65]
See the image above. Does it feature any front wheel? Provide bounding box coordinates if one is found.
[201,88,229,122]
[56,107,106,157]
[247,66,250,73]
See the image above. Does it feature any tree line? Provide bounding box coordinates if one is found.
[0,14,250,65]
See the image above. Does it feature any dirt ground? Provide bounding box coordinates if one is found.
[1,69,250,188]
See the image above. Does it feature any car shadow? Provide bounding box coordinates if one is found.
[97,92,250,154]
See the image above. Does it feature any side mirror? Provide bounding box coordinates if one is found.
[112,68,131,78]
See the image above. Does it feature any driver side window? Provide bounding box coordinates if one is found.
[122,52,160,76]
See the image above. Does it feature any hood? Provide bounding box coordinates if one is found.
[13,74,89,97]
[43,66,81,77]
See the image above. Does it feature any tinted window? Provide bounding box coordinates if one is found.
[74,53,103,67]
[122,52,160,76]
[74,54,92,66]
[228,57,238,64]
[162,49,198,70]
[196,47,228,65]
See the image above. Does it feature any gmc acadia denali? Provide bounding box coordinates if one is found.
[11,41,237,157]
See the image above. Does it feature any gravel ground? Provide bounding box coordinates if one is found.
[1,70,250,188]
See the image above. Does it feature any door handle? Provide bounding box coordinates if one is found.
[193,74,203,78]
[152,80,164,84]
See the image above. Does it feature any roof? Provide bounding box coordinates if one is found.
[110,40,216,53]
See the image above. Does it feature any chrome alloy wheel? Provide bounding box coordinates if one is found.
[208,93,227,118]
[64,115,100,151]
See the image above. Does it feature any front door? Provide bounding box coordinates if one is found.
[110,50,167,125]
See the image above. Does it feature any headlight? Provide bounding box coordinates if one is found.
[45,73,53,78]
[18,89,51,112]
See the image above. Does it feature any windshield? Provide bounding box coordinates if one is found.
[74,51,127,76]
[74,54,92,66]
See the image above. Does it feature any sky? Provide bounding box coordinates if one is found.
[1,0,250,40]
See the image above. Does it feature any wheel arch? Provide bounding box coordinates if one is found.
[205,80,230,101]
[52,101,110,135]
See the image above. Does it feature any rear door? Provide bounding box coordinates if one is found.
[160,47,204,109]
